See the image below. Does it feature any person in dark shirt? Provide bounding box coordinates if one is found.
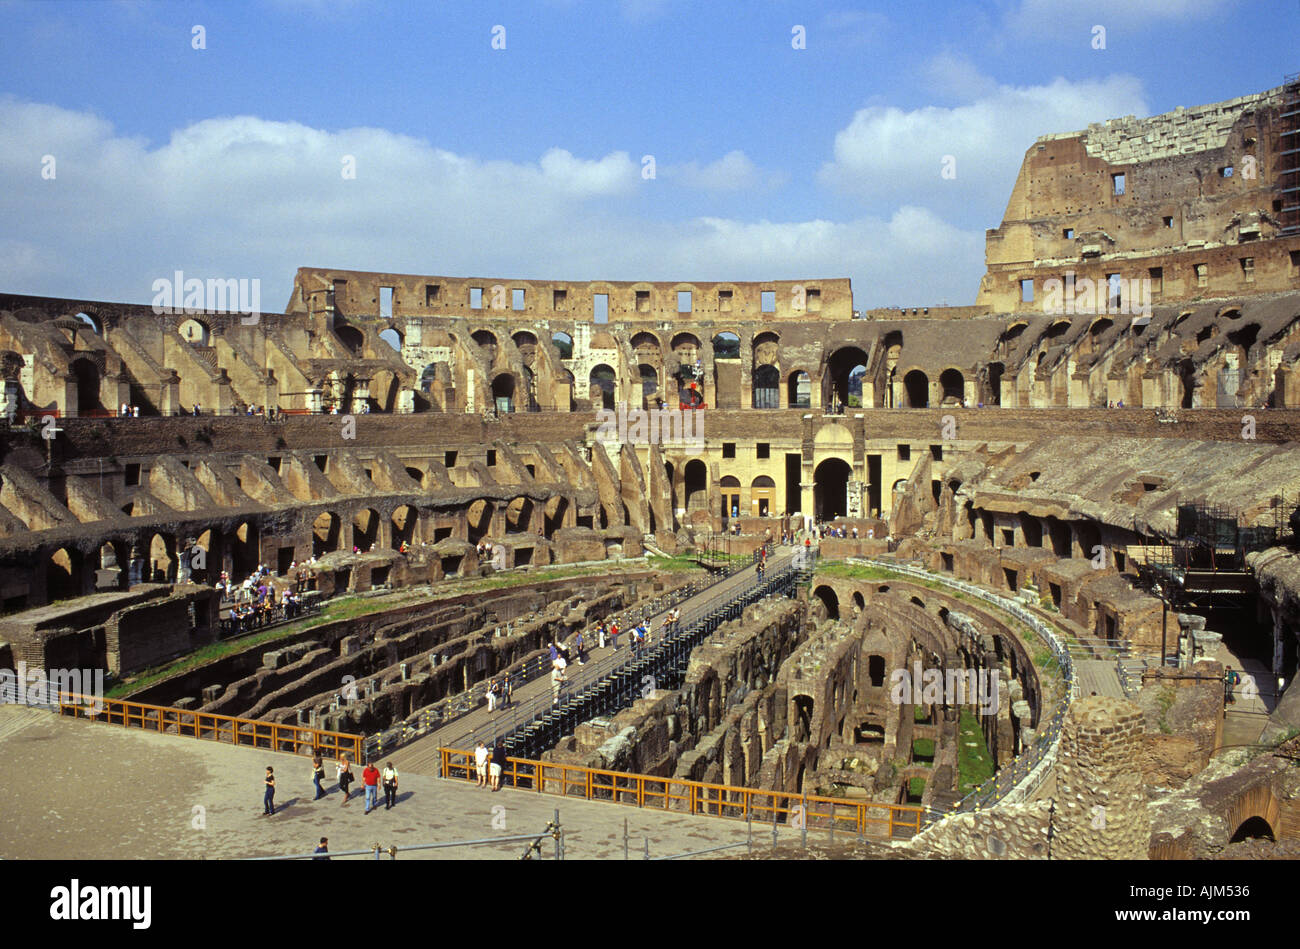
[263,766,276,816]
[313,837,329,860]
[490,740,507,792]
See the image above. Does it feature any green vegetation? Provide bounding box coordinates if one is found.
[911,737,935,763]
[914,705,929,723]
[956,709,996,794]
[1155,685,1177,735]
[907,777,926,801]
[110,559,671,699]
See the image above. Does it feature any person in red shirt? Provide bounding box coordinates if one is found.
[362,762,381,813]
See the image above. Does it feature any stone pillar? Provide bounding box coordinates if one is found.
[1052,696,1149,859]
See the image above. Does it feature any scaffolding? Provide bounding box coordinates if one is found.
[1280,72,1300,237]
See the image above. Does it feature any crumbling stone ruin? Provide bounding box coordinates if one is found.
[2,77,1300,859]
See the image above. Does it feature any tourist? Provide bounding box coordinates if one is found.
[312,754,325,800]
[503,671,513,708]
[263,766,276,816]
[313,837,329,860]
[597,622,607,650]
[362,761,380,813]
[486,677,498,713]
[551,664,565,705]
[490,740,507,791]
[610,620,619,650]
[475,741,490,788]
[575,631,586,665]
[337,754,354,804]
[382,761,399,809]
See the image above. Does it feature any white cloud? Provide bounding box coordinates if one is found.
[818,69,1149,222]
[0,98,986,312]
[667,151,783,192]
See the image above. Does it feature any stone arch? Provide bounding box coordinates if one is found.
[683,458,708,513]
[752,364,779,408]
[788,369,811,408]
[812,584,840,620]
[178,317,211,345]
[938,368,964,405]
[466,499,493,544]
[148,532,176,583]
[814,457,852,520]
[335,323,364,356]
[638,364,659,404]
[589,364,616,410]
[369,370,399,413]
[491,373,516,413]
[353,508,380,552]
[378,327,403,352]
[70,357,103,414]
[551,331,573,359]
[903,369,929,408]
[47,547,82,601]
[505,496,534,534]
[712,332,740,360]
[312,511,340,558]
[391,504,419,547]
[826,346,870,410]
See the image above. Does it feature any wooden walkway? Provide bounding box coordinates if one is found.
[389,548,797,776]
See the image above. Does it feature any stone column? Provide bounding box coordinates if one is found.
[1052,695,1149,859]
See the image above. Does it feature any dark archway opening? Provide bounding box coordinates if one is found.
[814,457,852,520]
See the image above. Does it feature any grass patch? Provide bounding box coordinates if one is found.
[912,737,935,763]
[956,708,996,794]
[1155,685,1177,735]
[111,559,678,698]
[914,705,929,723]
[907,777,926,801]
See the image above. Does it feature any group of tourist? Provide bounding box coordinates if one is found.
[474,539,496,559]
[260,754,400,817]
[474,740,509,791]
[485,672,514,712]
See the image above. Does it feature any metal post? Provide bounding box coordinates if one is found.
[624,817,629,861]
[553,808,560,861]
[801,792,808,849]
[643,837,650,860]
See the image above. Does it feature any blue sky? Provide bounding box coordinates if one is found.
[2,0,1298,311]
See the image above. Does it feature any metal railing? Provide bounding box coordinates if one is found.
[363,577,711,758]
[56,691,364,760]
[851,558,1077,816]
[435,554,809,759]
[249,811,564,860]
[439,747,923,839]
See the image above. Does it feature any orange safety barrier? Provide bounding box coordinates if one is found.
[440,747,923,839]
[58,692,363,761]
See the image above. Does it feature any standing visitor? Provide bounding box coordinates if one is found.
[263,766,276,816]
[313,837,329,860]
[362,761,380,813]
[382,761,399,810]
[490,740,507,791]
[311,754,325,801]
[337,754,354,805]
[475,741,490,788]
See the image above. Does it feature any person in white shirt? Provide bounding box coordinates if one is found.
[474,741,489,788]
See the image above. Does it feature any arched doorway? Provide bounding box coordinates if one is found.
[753,364,779,409]
[684,459,708,514]
[751,475,775,516]
[589,365,616,410]
[353,509,380,552]
[720,476,741,520]
[812,585,839,620]
[71,358,103,414]
[492,374,515,414]
[904,370,929,408]
[814,458,852,520]
[788,370,811,408]
[939,368,964,405]
[312,512,340,558]
[826,347,869,411]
